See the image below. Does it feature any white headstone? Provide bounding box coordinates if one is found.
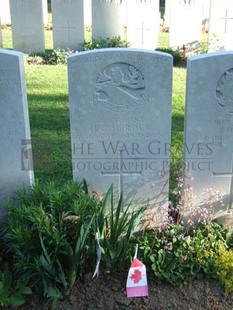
[52,0,84,51]
[0,49,34,214]
[209,0,233,51]
[184,52,233,227]
[68,48,173,227]
[164,0,171,28]
[0,0,11,24]
[92,0,127,40]
[169,0,203,50]
[202,0,210,31]
[10,0,45,53]
[127,0,160,50]
[84,0,92,26]
[43,0,48,24]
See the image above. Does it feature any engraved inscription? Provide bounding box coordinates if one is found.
[94,63,147,112]
[180,0,195,6]
[216,69,233,114]
[0,70,18,86]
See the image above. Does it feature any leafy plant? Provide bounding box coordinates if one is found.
[215,243,233,293]
[155,48,183,66]
[95,185,145,269]
[83,36,130,50]
[132,221,227,285]
[0,261,32,308]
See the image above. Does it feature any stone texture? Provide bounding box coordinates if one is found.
[184,52,233,227]
[68,48,173,227]
[10,0,45,53]
[51,0,84,51]
[0,49,34,216]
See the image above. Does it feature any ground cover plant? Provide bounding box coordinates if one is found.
[0,24,233,309]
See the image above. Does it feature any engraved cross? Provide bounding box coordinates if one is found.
[100,150,142,200]
[213,153,233,211]
[62,19,75,45]
[136,21,150,45]
[220,10,233,34]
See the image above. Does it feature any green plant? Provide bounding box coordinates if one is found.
[215,243,233,293]
[155,48,183,66]
[83,36,130,50]
[2,180,99,305]
[132,221,227,285]
[26,49,75,65]
[95,185,145,269]
[0,261,32,308]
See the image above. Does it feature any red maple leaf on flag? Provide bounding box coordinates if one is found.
[130,269,142,284]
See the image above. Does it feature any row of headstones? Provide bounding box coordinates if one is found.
[0,0,161,53]
[1,0,233,54]
[1,48,233,227]
[165,0,233,51]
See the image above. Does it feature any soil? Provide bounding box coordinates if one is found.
[6,271,233,310]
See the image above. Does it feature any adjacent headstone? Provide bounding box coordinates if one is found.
[169,0,203,50]
[10,0,45,53]
[0,0,11,24]
[68,48,173,227]
[0,18,3,48]
[202,0,210,31]
[127,0,160,50]
[92,0,127,40]
[0,49,34,215]
[164,0,171,28]
[52,0,84,50]
[42,0,48,24]
[184,52,233,227]
[209,0,233,51]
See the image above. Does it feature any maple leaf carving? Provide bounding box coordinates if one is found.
[130,269,142,284]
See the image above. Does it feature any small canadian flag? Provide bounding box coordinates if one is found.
[126,244,149,298]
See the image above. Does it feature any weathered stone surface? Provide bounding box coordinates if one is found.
[68,48,173,227]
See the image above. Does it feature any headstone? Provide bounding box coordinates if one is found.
[43,0,48,24]
[164,0,171,28]
[169,0,203,50]
[92,0,127,40]
[0,49,34,215]
[184,52,233,227]
[52,0,84,51]
[0,0,11,24]
[68,48,173,227]
[202,0,210,31]
[127,0,160,50]
[0,18,3,48]
[209,0,233,51]
[10,0,45,53]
